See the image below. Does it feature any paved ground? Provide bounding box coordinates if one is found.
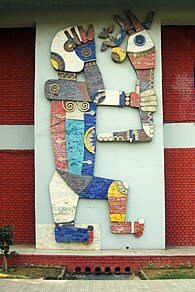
[0,279,195,292]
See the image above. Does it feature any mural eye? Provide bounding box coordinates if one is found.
[127,30,155,53]
[64,41,74,52]
[134,34,146,46]
[81,47,92,57]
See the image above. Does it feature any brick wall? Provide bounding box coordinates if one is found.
[0,27,35,125]
[8,254,195,273]
[0,151,35,244]
[0,28,35,244]
[165,148,195,246]
[162,26,195,123]
[162,26,195,246]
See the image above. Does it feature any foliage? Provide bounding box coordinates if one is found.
[159,264,173,269]
[186,261,191,268]
[179,261,192,269]
[142,267,195,280]
[0,225,15,272]
[0,225,14,257]
[146,262,154,269]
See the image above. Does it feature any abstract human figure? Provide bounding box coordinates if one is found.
[45,10,155,244]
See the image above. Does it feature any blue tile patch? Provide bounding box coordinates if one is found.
[119,91,125,107]
[79,176,114,199]
[82,103,97,176]
[114,28,127,46]
[55,227,89,242]
[75,41,96,62]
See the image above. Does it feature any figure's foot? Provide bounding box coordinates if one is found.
[133,218,145,238]
[110,218,144,237]
[54,225,94,243]
[55,226,89,242]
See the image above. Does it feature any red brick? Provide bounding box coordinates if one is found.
[165,148,195,246]
[7,254,195,273]
[0,28,35,125]
[0,150,35,244]
[162,26,195,123]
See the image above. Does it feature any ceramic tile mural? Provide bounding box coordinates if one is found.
[45,10,156,244]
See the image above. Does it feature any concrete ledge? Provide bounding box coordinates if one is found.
[163,123,195,148]
[0,125,34,149]
[11,245,195,256]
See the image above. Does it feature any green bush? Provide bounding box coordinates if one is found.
[0,225,14,272]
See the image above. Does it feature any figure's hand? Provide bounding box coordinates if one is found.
[140,89,157,113]
[128,80,157,112]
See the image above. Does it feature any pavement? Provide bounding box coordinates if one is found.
[0,278,195,292]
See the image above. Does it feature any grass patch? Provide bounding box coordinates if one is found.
[0,267,138,280]
[0,267,62,279]
[142,268,195,280]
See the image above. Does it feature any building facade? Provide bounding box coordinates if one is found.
[0,1,194,253]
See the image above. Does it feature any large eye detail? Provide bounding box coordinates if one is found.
[134,34,146,47]
[127,30,155,53]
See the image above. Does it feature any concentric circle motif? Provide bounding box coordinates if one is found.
[64,101,76,112]
[49,83,60,94]
[111,47,126,63]
[77,101,90,112]
[64,41,74,52]
[134,34,146,47]
[81,47,92,57]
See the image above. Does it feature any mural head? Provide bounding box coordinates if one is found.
[51,24,96,73]
[100,10,155,70]
[125,11,155,70]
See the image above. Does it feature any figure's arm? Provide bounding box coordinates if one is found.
[92,79,156,108]
[96,80,157,143]
[83,62,105,97]
[91,89,126,107]
[97,128,152,143]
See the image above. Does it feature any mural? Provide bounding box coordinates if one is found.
[45,10,157,244]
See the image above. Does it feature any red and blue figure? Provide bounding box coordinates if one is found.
[45,11,156,243]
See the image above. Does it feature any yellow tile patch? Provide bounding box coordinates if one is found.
[51,58,59,70]
[111,47,126,63]
[108,181,127,197]
[110,214,125,222]
[84,126,95,154]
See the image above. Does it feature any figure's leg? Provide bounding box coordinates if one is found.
[49,101,95,243]
[108,181,145,237]
[78,175,145,237]
[50,170,93,243]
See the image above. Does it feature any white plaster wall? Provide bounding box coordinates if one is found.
[33,5,165,249]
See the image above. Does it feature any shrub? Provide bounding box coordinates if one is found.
[0,225,15,272]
